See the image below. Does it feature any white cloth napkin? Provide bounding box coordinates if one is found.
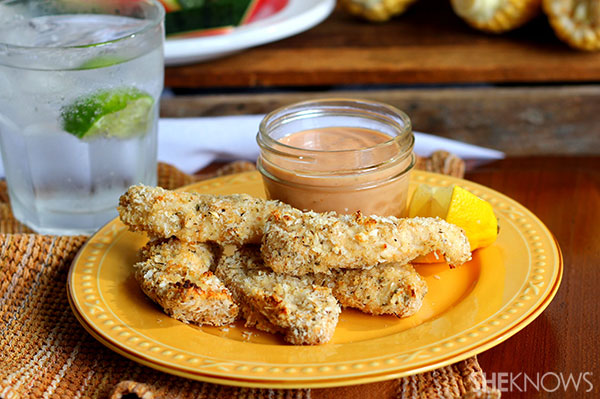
[0,115,504,178]
[157,115,504,174]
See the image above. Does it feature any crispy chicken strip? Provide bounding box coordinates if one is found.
[309,263,427,317]
[118,185,289,245]
[262,209,471,275]
[215,246,340,345]
[134,238,238,326]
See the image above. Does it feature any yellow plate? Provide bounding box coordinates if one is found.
[67,170,562,388]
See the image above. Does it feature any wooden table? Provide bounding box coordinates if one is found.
[292,156,599,398]
[165,1,600,88]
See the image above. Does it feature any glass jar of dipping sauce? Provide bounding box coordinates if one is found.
[256,99,415,217]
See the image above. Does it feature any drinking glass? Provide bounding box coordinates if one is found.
[0,0,165,235]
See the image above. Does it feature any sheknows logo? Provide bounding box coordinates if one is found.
[484,372,594,393]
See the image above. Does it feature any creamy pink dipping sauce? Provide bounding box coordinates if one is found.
[279,127,391,150]
[260,127,414,217]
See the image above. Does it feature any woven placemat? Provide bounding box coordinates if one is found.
[0,155,500,399]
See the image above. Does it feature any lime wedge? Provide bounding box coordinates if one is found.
[61,88,154,139]
[78,56,126,70]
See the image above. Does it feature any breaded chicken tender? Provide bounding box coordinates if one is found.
[309,263,427,317]
[262,209,471,275]
[215,246,341,345]
[134,238,238,326]
[118,185,290,245]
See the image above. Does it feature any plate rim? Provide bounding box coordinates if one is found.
[67,170,563,388]
[67,266,562,388]
[164,0,336,65]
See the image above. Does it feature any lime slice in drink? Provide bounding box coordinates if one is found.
[61,88,154,139]
[78,55,126,70]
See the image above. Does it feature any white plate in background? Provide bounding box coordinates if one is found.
[164,0,335,66]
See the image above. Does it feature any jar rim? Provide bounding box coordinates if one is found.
[257,98,413,157]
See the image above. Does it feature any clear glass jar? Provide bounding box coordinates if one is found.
[257,99,415,217]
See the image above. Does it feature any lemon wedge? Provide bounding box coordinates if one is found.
[409,184,498,252]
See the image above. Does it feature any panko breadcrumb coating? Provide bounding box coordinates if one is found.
[118,185,290,245]
[310,263,427,317]
[134,238,238,326]
[262,209,471,275]
[215,246,341,345]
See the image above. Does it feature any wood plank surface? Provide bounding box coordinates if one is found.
[160,86,600,155]
[164,0,600,88]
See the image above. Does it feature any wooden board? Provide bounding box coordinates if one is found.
[164,0,600,88]
[160,86,600,156]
